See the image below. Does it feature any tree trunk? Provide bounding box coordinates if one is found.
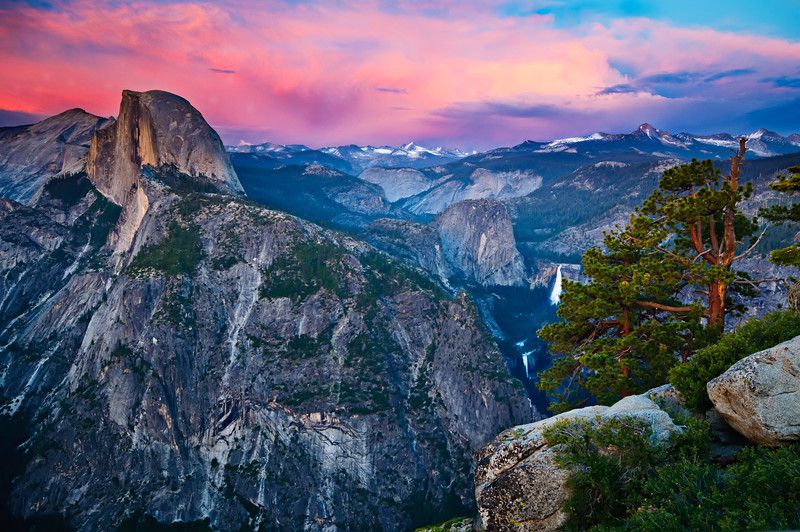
[708,280,726,330]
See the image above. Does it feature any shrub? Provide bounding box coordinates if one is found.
[129,221,204,276]
[543,415,712,531]
[627,444,800,531]
[669,310,800,411]
[542,417,665,530]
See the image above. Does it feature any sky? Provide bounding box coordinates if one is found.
[1,0,799,150]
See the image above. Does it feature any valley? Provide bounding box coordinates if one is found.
[0,90,797,530]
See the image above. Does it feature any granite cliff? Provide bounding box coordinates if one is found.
[0,91,534,530]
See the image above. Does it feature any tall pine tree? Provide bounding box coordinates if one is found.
[539,140,761,411]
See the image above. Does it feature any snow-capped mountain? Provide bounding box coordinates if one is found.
[227,141,470,173]
[529,123,800,159]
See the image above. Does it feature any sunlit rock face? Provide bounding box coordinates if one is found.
[87,89,242,205]
[708,335,800,446]
[86,89,243,253]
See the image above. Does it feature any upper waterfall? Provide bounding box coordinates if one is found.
[549,264,563,305]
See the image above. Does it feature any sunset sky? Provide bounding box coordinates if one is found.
[1,0,799,149]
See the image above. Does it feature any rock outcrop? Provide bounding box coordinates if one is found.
[358,167,441,202]
[474,386,681,531]
[368,199,528,288]
[87,89,242,205]
[0,109,109,204]
[707,335,800,445]
[85,89,243,253]
[402,169,543,215]
[435,199,527,287]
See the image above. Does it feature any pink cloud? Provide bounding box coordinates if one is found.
[1,1,799,149]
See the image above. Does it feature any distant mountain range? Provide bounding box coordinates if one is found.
[527,123,800,160]
[227,140,472,173]
[227,124,800,176]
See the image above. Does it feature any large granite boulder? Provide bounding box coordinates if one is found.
[707,335,800,446]
[474,386,681,531]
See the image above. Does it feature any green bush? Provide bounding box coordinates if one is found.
[627,444,800,531]
[669,310,800,411]
[542,417,673,530]
[543,412,800,532]
[129,221,204,276]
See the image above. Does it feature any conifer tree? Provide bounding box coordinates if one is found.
[760,164,800,268]
[539,140,761,411]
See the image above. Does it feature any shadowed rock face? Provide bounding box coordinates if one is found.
[87,89,243,206]
[434,199,527,287]
[0,109,109,204]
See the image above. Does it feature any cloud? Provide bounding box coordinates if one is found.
[1,0,799,147]
[766,76,800,88]
[434,101,571,120]
[641,71,703,84]
[704,68,755,82]
[596,83,639,95]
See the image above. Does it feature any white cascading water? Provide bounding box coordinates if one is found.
[549,264,563,305]
[521,351,533,377]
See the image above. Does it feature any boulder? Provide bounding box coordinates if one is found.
[707,335,800,446]
[474,388,681,531]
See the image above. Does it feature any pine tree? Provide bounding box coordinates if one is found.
[538,218,704,412]
[639,140,758,331]
[760,164,800,268]
[539,140,761,411]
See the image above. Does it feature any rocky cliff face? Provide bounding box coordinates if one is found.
[435,200,527,287]
[85,90,243,255]
[358,167,442,203]
[0,94,534,530]
[0,109,109,204]
[402,169,542,216]
[368,199,528,288]
[87,90,242,205]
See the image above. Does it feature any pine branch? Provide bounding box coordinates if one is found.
[733,226,768,261]
[632,300,694,313]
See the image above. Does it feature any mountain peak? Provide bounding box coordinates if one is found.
[636,123,661,138]
[748,127,780,139]
[88,89,242,207]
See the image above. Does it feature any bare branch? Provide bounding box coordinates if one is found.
[633,300,694,313]
[733,226,769,261]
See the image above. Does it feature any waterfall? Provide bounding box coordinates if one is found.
[521,351,532,377]
[549,264,563,305]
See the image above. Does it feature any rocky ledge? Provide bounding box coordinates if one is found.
[474,386,681,531]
